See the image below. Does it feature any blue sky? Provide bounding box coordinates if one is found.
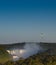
[0,0,56,44]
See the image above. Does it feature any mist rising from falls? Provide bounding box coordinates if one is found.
[6,43,48,61]
[22,43,43,58]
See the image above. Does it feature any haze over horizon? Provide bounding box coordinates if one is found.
[0,0,56,44]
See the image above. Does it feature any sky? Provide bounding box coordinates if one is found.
[0,0,56,44]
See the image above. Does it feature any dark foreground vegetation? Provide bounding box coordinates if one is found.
[0,49,56,65]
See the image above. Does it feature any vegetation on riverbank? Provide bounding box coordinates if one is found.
[0,47,11,64]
